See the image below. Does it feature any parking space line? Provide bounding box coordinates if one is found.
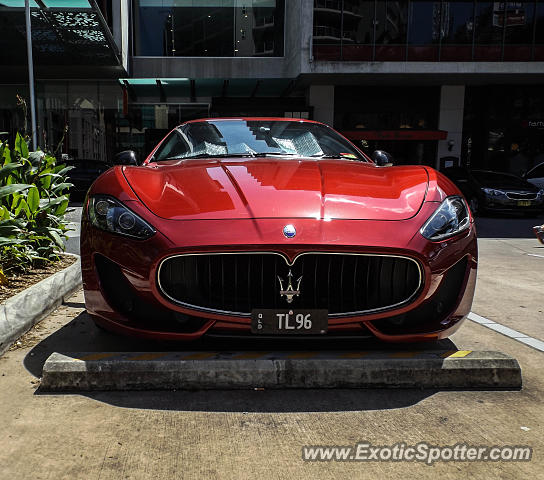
[485,323,528,338]
[468,311,544,353]
[517,337,544,351]
[467,312,495,325]
[443,350,472,358]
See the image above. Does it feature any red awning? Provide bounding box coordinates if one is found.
[341,130,448,141]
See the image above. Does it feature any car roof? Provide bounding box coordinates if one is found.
[471,169,522,178]
[181,117,326,126]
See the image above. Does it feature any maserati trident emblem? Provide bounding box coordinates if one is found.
[277,270,303,304]
[283,224,296,238]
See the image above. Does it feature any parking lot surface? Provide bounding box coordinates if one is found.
[0,217,543,479]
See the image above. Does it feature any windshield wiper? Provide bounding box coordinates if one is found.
[310,154,361,159]
[168,152,304,160]
[252,152,298,156]
[168,153,257,160]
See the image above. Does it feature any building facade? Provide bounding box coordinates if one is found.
[2,0,544,174]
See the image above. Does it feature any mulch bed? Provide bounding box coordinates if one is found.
[0,255,77,305]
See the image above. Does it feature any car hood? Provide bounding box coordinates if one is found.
[122,159,429,221]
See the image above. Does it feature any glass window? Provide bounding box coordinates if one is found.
[154,131,190,160]
[375,0,409,60]
[471,170,532,189]
[345,0,374,44]
[313,0,343,60]
[334,85,440,131]
[153,119,366,160]
[527,163,544,179]
[474,1,503,60]
[441,1,475,44]
[503,2,535,43]
[134,0,284,57]
[408,1,441,61]
[503,2,535,61]
[440,1,475,60]
[408,1,440,45]
[535,2,544,59]
[537,2,544,43]
[341,0,375,60]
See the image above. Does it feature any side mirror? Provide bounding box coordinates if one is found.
[113,150,139,166]
[371,150,394,167]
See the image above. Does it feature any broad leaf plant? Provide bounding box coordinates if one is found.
[0,133,73,285]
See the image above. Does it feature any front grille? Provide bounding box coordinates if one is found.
[506,192,537,200]
[157,252,422,317]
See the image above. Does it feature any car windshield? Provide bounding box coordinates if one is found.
[471,170,535,190]
[153,119,366,161]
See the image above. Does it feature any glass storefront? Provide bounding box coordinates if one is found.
[0,85,30,145]
[6,79,307,163]
[334,85,441,166]
[0,82,207,163]
[133,0,285,57]
[35,81,120,162]
[313,1,543,61]
[463,85,544,175]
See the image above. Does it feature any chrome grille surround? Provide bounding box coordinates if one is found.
[505,192,537,200]
[157,252,424,318]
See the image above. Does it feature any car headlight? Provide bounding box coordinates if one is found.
[482,188,505,197]
[88,195,156,240]
[420,196,470,241]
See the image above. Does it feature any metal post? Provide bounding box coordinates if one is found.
[25,0,37,149]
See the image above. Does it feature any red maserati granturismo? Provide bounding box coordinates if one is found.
[81,118,477,343]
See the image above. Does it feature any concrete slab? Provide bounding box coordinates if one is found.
[40,350,522,391]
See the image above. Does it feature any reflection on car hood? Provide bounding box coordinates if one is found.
[122,158,429,221]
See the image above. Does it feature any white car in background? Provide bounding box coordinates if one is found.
[526,162,544,189]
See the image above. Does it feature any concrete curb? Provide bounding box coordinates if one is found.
[0,255,82,356]
[41,350,522,391]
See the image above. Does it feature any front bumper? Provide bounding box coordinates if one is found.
[483,195,544,213]
[81,201,477,343]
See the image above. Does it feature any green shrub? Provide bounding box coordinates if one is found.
[0,133,73,279]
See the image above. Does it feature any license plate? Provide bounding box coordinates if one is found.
[518,200,531,207]
[251,309,328,335]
